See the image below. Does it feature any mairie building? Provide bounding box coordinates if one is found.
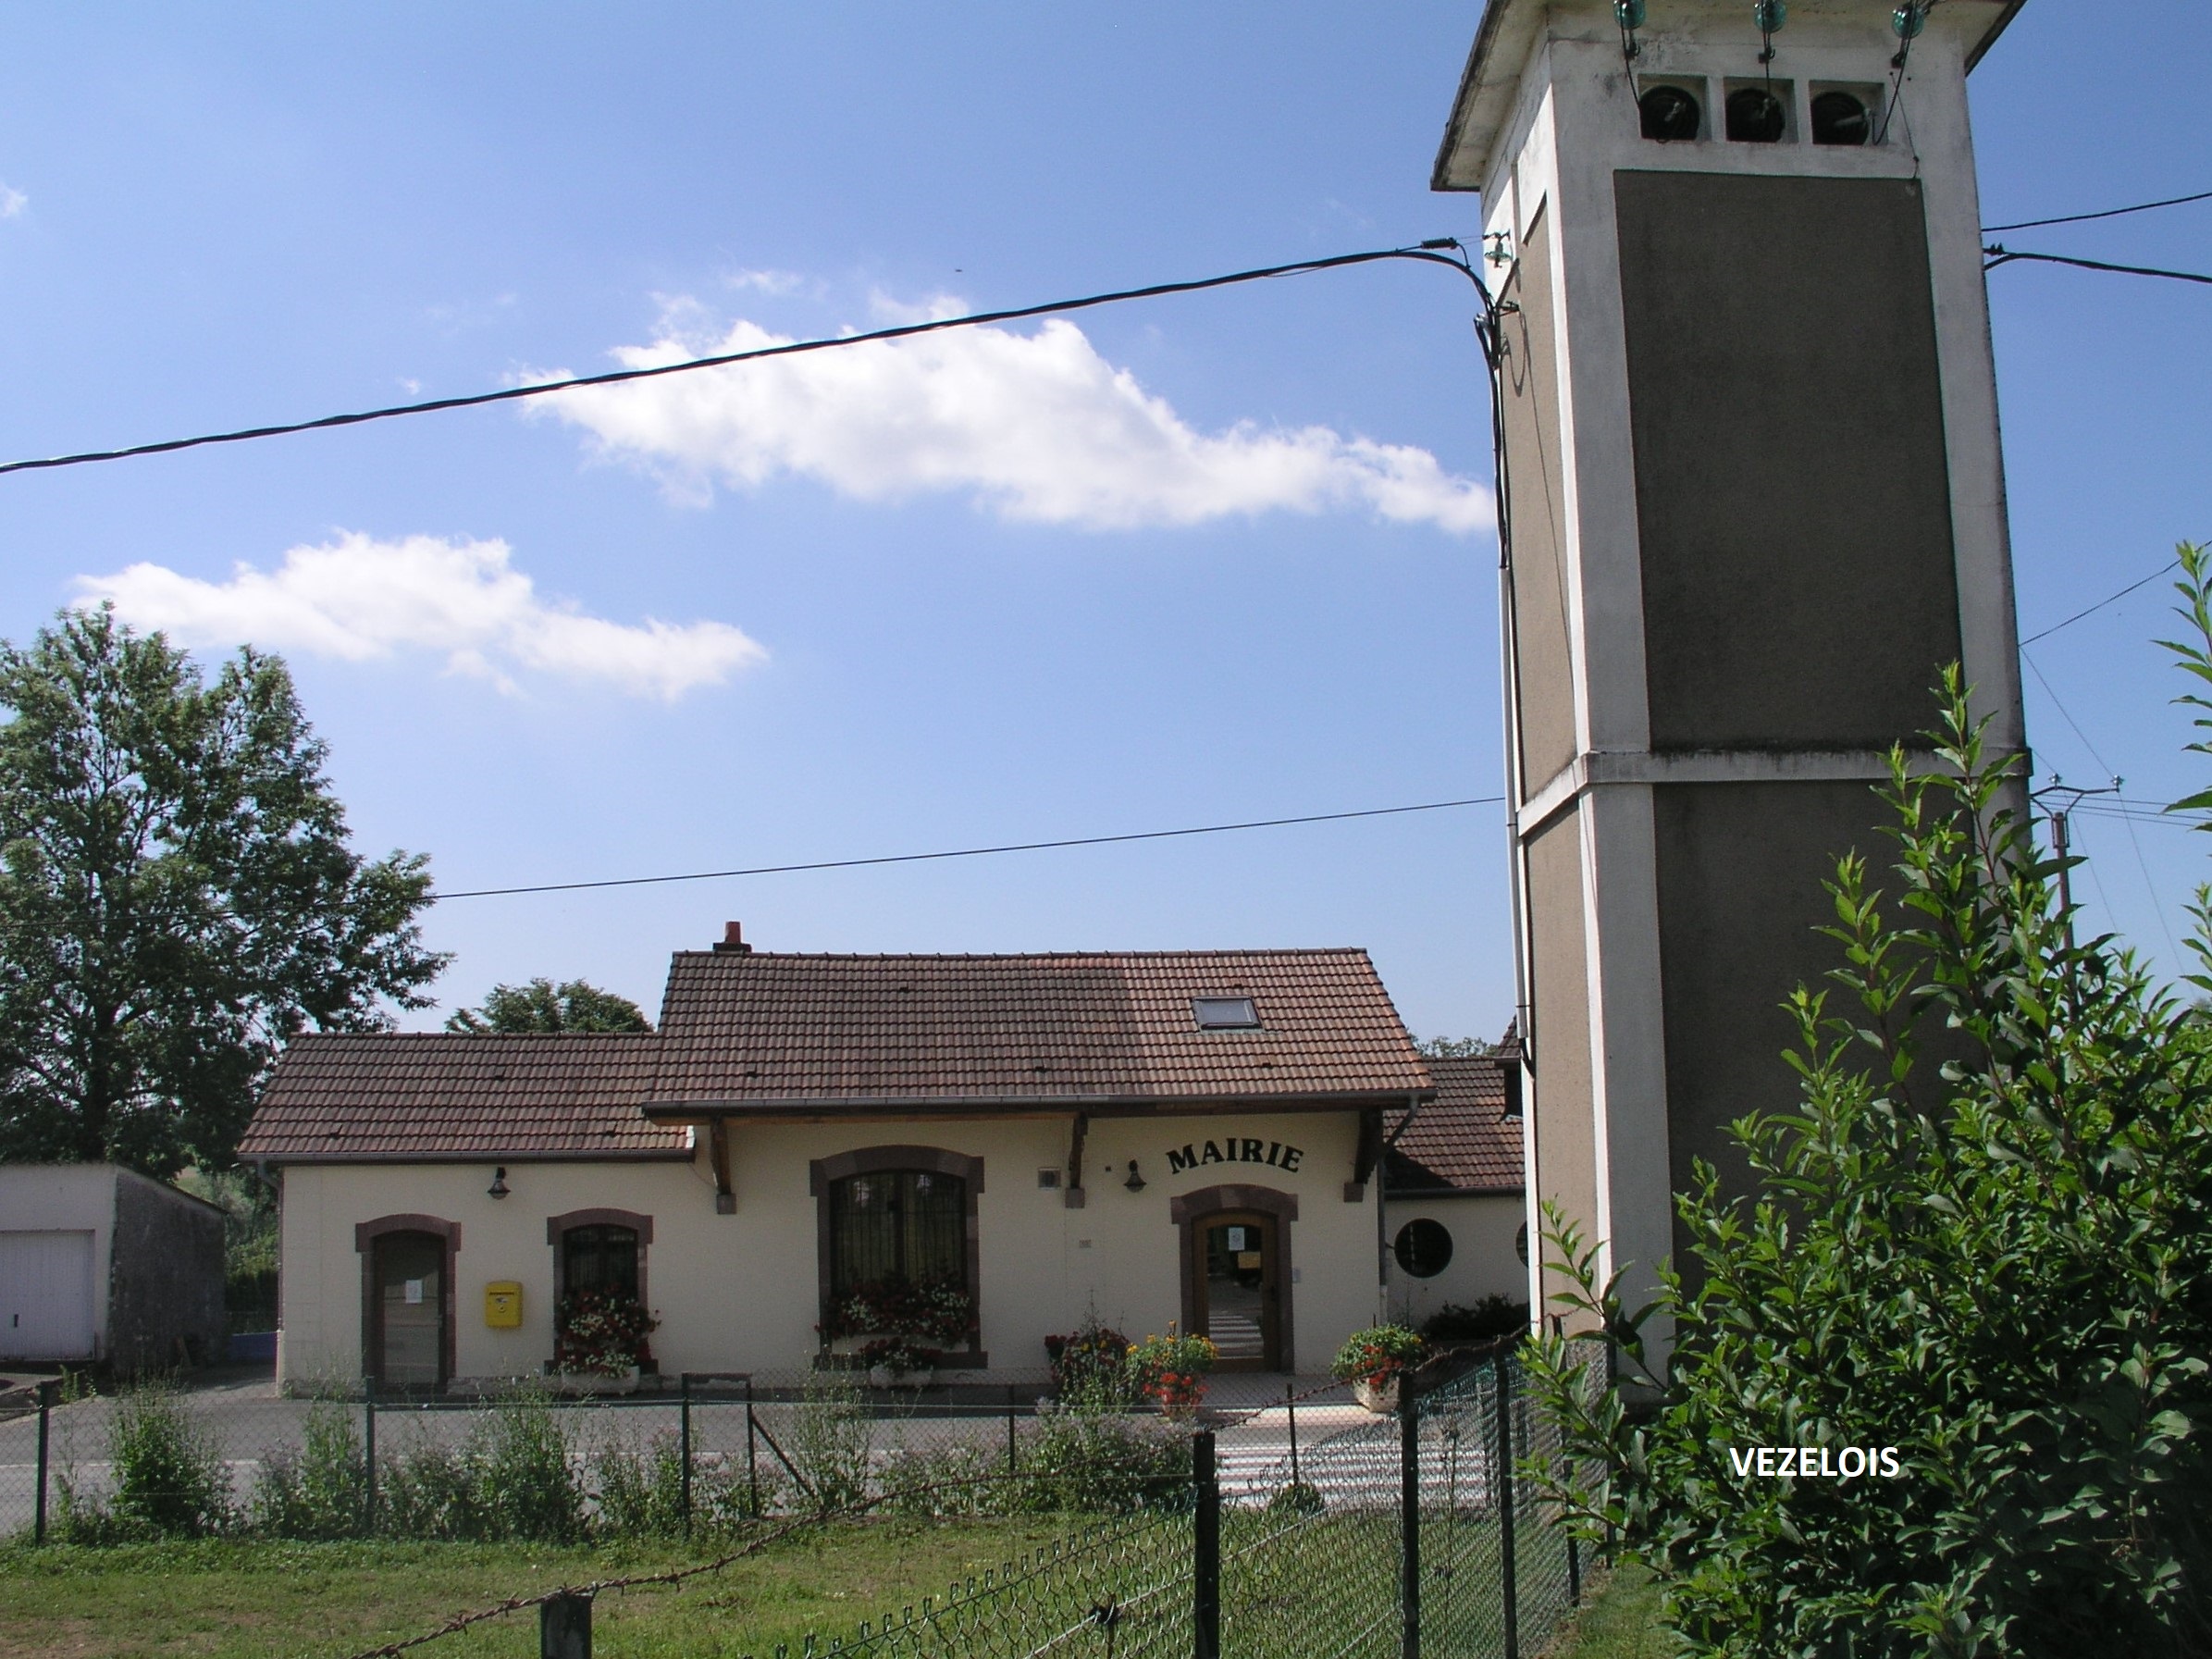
[239,926,1526,1393]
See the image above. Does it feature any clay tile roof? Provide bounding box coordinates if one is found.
[238,1034,685,1163]
[1384,1054,1523,1195]
[646,948,1429,1110]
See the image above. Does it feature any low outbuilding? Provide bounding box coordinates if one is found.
[0,1163,227,1371]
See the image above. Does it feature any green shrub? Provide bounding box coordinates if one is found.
[253,1400,367,1538]
[375,1432,488,1541]
[101,1383,233,1539]
[591,1428,692,1537]
[1527,659,2212,1657]
[474,1393,587,1542]
[1011,1399,1191,1514]
[786,1376,875,1512]
[1420,1296,1529,1343]
[880,1440,1000,1517]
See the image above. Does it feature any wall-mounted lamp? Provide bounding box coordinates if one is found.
[1123,1159,1146,1193]
[488,1166,510,1199]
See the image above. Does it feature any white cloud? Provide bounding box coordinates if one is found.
[74,532,765,701]
[725,267,807,297]
[529,306,1492,534]
[0,183,26,219]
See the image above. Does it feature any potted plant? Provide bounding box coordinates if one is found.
[1045,1315,1132,1405]
[553,1287,661,1393]
[818,1275,976,1371]
[858,1335,937,1388]
[1333,1325,1427,1413]
[1126,1324,1217,1419]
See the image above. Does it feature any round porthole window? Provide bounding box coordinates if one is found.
[1810,90,1870,146]
[1392,1218,1453,1279]
[1725,86,1787,143]
[1638,84,1700,142]
[1514,1221,1529,1268]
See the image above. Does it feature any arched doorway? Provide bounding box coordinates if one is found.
[1171,1184,1298,1373]
[355,1214,459,1392]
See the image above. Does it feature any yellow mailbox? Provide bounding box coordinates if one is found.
[484,1281,524,1329]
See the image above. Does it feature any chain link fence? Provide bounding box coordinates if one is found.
[3,1344,1609,1659]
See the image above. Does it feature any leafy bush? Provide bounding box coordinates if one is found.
[591,1428,692,1537]
[100,1383,234,1538]
[1330,1325,1426,1384]
[253,1400,367,1538]
[1421,1296,1529,1343]
[475,1392,587,1541]
[1526,662,2212,1657]
[786,1375,875,1512]
[1012,1398,1192,1514]
[374,1393,584,1541]
[880,1440,999,1517]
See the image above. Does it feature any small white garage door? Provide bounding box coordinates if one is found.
[0,1230,96,1361]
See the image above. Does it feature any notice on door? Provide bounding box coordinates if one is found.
[403,1279,424,1305]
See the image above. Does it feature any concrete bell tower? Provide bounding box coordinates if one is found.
[1433,1,2030,1319]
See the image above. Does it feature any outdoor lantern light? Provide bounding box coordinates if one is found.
[488,1166,510,1199]
[1639,85,1700,142]
[1124,1159,1146,1193]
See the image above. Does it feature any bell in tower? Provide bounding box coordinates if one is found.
[1433,1,2030,1326]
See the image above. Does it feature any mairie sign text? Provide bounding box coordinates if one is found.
[1166,1139,1304,1174]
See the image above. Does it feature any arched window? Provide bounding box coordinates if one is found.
[829,1170,966,1298]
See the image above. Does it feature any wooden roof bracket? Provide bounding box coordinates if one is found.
[1345,1104,1383,1202]
[1065,1111,1089,1208]
[709,1117,735,1214]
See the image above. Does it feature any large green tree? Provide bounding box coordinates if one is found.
[444,978,652,1034]
[0,606,447,1176]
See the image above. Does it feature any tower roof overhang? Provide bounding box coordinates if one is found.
[1431,0,2028,192]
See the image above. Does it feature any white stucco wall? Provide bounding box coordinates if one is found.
[0,1163,119,1359]
[1383,1194,1528,1333]
[277,1109,1383,1389]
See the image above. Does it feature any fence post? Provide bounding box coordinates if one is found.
[680,1372,694,1536]
[362,1376,378,1536]
[1495,1354,1517,1659]
[1193,1429,1220,1659]
[541,1590,593,1659]
[1400,1377,1421,1659]
[1007,1383,1019,1477]
[33,1380,55,1545]
[1286,1381,1300,1489]
[745,1375,760,1517]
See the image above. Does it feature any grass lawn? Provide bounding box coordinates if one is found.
[0,1520,1081,1659]
[1548,1564,1674,1659]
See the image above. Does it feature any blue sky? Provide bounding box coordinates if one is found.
[0,4,2206,1038]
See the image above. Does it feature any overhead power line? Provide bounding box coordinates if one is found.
[430,796,1506,901]
[2019,558,2182,645]
[1983,187,2212,233]
[0,242,1481,480]
[1984,245,2212,286]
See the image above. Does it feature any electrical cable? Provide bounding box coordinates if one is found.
[1984,187,2212,233]
[0,242,1484,480]
[428,795,1507,901]
[1983,245,2212,286]
[2019,558,2182,645]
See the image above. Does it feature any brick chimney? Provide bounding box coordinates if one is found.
[713,921,753,955]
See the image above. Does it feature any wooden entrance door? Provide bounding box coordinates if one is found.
[370,1231,447,1390]
[1193,1211,1279,1372]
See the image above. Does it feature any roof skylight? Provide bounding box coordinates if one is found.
[1192,997,1261,1030]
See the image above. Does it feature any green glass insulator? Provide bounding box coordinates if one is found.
[1615,1,1648,28]
[1754,1,1786,31]
[1892,3,1927,39]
